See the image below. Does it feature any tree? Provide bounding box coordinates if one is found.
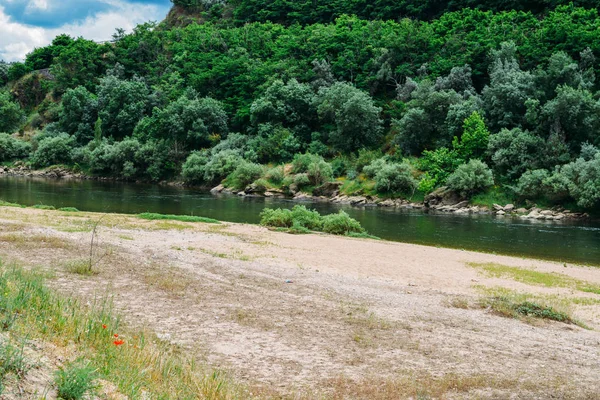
[446,160,494,197]
[97,74,150,140]
[316,82,383,153]
[59,86,98,143]
[0,92,24,133]
[487,128,546,179]
[452,111,490,161]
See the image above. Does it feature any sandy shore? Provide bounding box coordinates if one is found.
[1,206,599,398]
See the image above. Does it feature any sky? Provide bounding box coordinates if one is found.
[0,0,172,61]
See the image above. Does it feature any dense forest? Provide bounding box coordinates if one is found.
[1,1,600,211]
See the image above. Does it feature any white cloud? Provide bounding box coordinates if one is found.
[0,1,168,62]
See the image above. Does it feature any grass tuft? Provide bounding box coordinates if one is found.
[469,262,600,295]
[0,200,25,208]
[54,360,98,400]
[137,213,220,224]
[59,207,80,212]
[31,204,56,210]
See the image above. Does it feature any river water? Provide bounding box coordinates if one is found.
[0,176,598,265]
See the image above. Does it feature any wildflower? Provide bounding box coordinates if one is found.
[114,334,119,338]
[113,340,125,346]
[102,324,107,329]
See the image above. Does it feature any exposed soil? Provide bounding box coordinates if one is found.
[1,206,599,399]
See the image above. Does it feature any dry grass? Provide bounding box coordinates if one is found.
[0,233,74,250]
[141,266,191,296]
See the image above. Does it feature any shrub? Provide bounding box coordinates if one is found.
[291,153,318,174]
[202,149,243,183]
[227,161,263,189]
[31,133,75,168]
[265,166,284,184]
[355,149,383,173]
[307,158,333,186]
[322,211,365,235]
[363,158,388,179]
[515,169,551,198]
[260,208,293,228]
[446,160,494,197]
[181,151,210,183]
[547,153,600,208]
[291,205,323,230]
[293,173,311,188]
[54,361,98,400]
[373,162,417,194]
[0,133,31,161]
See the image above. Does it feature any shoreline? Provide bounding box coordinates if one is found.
[1,165,591,222]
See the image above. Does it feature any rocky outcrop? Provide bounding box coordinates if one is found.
[313,182,343,197]
[1,165,86,179]
[424,186,463,208]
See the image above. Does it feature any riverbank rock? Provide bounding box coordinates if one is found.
[424,186,463,208]
[313,182,342,197]
[210,184,225,194]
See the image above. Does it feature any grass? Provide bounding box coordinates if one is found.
[142,267,191,295]
[474,286,586,328]
[64,259,96,276]
[137,213,220,224]
[469,262,600,295]
[31,204,56,210]
[0,340,28,392]
[59,207,80,212]
[54,361,98,400]
[0,262,248,399]
[0,233,73,250]
[0,200,25,208]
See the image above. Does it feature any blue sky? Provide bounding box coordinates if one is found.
[0,0,172,61]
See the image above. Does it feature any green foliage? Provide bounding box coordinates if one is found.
[0,134,31,162]
[452,111,489,161]
[446,160,494,197]
[316,82,383,153]
[59,86,98,143]
[260,206,366,236]
[547,152,600,208]
[97,74,150,140]
[59,207,80,212]
[306,158,333,186]
[265,166,284,184]
[248,124,300,163]
[372,161,418,194]
[322,211,365,236]
[0,92,24,133]
[227,161,263,189]
[31,133,75,168]
[260,208,293,228]
[515,169,551,199]
[487,128,547,180]
[54,361,98,400]
[137,213,220,224]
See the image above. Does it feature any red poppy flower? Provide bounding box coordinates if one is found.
[113,340,125,346]
[102,324,107,329]
[114,334,119,338]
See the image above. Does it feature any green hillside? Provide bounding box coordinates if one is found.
[0,2,599,211]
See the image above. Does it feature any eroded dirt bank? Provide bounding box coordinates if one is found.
[1,206,599,399]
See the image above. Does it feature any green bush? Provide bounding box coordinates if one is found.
[291,205,323,230]
[0,134,31,161]
[137,213,220,224]
[363,158,388,179]
[514,169,551,199]
[307,158,333,186]
[446,160,494,197]
[293,173,311,188]
[227,160,263,189]
[260,206,366,236]
[181,151,209,183]
[291,153,318,174]
[260,208,293,228]
[54,361,98,400]
[373,162,417,194]
[322,211,365,235]
[31,133,75,168]
[265,166,284,184]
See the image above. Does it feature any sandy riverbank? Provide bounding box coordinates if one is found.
[1,206,599,398]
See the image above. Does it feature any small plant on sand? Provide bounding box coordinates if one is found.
[54,361,98,400]
[59,207,80,212]
[137,213,220,224]
[32,204,56,210]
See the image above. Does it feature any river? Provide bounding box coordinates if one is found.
[0,176,598,265]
